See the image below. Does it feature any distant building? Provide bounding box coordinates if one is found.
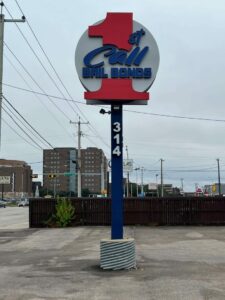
[43,147,108,196]
[0,159,33,198]
[81,147,108,194]
[146,183,181,197]
[43,148,77,195]
[204,183,225,196]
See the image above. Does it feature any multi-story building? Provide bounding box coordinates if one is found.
[0,159,33,198]
[43,148,77,195]
[43,147,108,196]
[81,147,108,194]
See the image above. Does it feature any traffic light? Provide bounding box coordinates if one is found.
[48,174,56,179]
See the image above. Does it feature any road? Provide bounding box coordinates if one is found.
[0,206,29,229]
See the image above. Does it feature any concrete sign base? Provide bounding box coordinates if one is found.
[100,238,136,270]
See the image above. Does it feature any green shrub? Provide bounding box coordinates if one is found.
[55,197,75,227]
[47,197,75,227]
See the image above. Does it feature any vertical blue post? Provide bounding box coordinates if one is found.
[111,105,123,239]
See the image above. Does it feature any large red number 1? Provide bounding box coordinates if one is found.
[84,13,149,101]
[89,13,133,51]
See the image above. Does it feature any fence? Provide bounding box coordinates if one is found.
[29,197,225,228]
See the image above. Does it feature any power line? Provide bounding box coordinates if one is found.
[4,54,77,132]
[124,108,225,123]
[12,0,86,120]
[146,169,220,173]
[4,42,74,138]
[2,106,43,150]
[7,0,108,148]
[4,82,225,124]
[4,82,110,150]
[2,117,41,150]
[3,101,47,147]
[3,3,80,119]
[7,1,110,150]
[3,95,54,148]
[3,82,85,105]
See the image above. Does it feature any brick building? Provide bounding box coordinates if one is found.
[81,147,108,194]
[43,148,77,195]
[43,147,108,196]
[0,159,33,198]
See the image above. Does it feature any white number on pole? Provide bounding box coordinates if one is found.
[113,133,120,144]
[113,146,121,156]
[113,122,121,132]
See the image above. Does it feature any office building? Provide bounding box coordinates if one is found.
[81,147,108,194]
[0,159,33,198]
[43,148,77,195]
[43,147,108,196]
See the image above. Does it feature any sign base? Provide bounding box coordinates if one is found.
[100,238,136,270]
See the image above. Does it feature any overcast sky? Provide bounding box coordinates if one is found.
[1,0,225,192]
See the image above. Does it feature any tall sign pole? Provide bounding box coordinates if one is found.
[75,12,159,269]
[111,105,123,239]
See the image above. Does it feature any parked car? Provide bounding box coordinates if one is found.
[0,200,6,208]
[18,198,29,207]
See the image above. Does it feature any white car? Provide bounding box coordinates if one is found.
[0,200,6,208]
[18,199,29,207]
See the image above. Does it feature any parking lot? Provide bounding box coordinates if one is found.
[1,208,225,299]
[0,206,29,229]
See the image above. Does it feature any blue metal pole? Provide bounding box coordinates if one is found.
[111,105,123,239]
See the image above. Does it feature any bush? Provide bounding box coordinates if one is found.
[55,197,75,227]
[45,197,75,228]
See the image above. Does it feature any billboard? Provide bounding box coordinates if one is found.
[0,176,10,184]
[75,13,160,105]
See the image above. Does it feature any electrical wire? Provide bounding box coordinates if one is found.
[4,83,225,124]
[2,117,42,150]
[3,3,81,119]
[4,82,85,105]
[123,108,225,123]
[4,54,77,133]
[4,43,74,138]
[3,101,47,147]
[3,95,54,148]
[6,1,110,150]
[12,0,86,119]
[2,106,43,150]
[4,82,110,150]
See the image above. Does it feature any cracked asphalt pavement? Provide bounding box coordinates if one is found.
[1,207,225,299]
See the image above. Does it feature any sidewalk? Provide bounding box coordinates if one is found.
[1,226,225,299]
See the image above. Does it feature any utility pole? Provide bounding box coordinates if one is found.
[156,174,159,197]
[160,159,164,197]
[217,158,221,196]
[180,178,184,192]
[70,118,89,197]
[134,167,139,197]
[0,2,25,145]
[141,167,144,195]
[125,145,129,197]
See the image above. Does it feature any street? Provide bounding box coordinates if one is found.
[0,206,29,229]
